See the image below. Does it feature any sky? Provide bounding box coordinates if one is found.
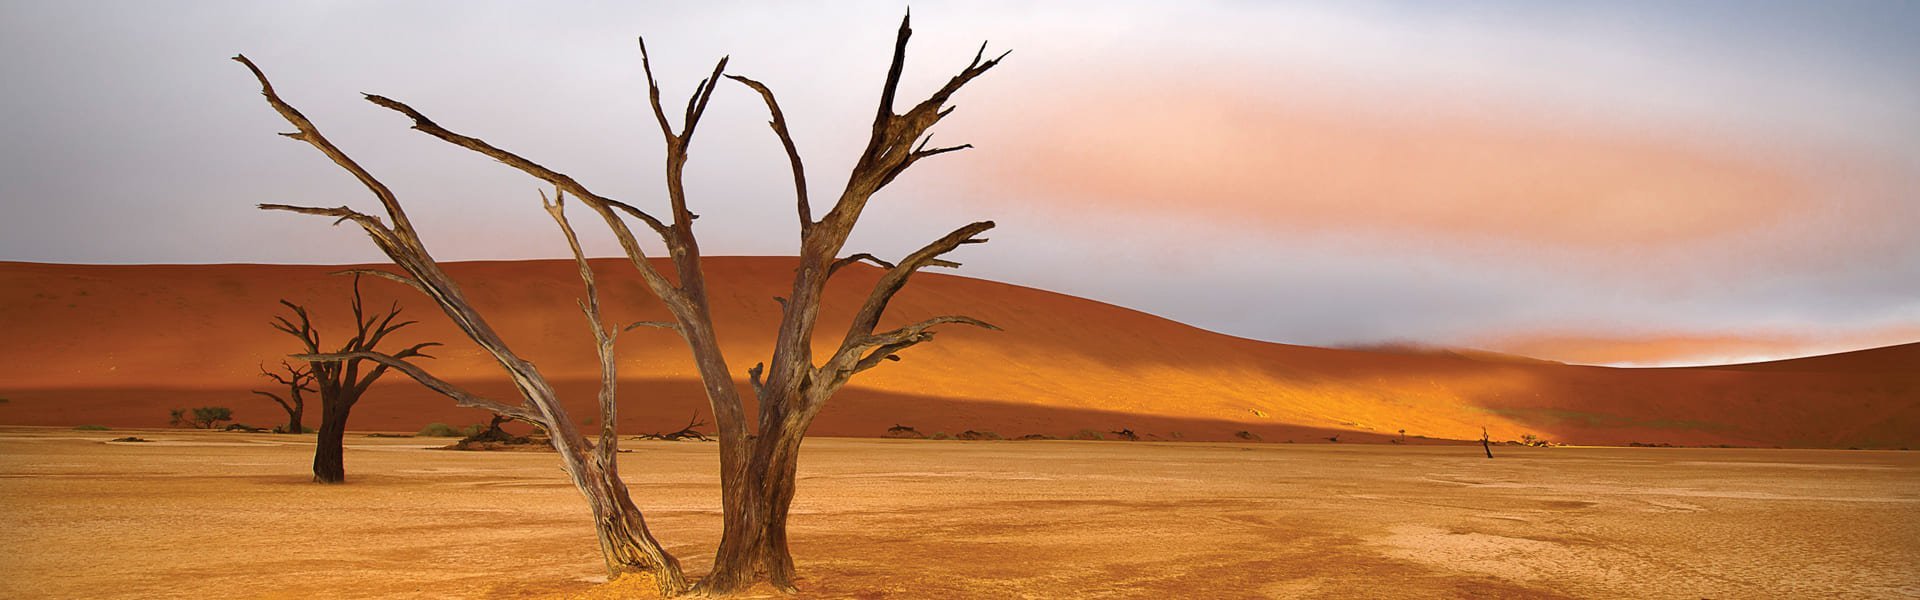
[2,0,1916,367]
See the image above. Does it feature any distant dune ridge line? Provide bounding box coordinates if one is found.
[2,258,1913,448]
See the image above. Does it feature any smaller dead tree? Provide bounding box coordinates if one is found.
[634,412,712,441]
[1482,426,1494,459]
[251,360,314,433]
[270,275,439,483]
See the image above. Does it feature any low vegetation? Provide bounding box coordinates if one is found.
[73,424,110,431]
[1518,434,1554,447]
[168,406,234,429]
[884,424,927,439]
[417,423,478,437]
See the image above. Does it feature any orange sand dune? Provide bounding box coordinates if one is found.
[1,259,1913,448]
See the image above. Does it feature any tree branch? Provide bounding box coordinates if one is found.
[234,55,420,246]
[545,189,628,464]
[360,93,675,242]
[842,221,994,340]
[839,315,998,378]
[827,252,895,276]
[252,390,295,414]
[624,321,681,333]
[301,351,538,423]
[726,74,810,228]
[332,268,426,295]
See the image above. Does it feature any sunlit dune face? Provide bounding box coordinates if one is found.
[1476,326,1920,366]
[974,77,1815,249]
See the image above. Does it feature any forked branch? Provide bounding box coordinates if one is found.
[234,55,420,246]
[544,189,626,463]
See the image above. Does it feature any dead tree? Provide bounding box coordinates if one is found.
[239,58,689,594]
[1482,426,1495,459]
[251,360,314,434]
[241,12,1002,595]
[270,275,439,484]
[635,412,712,441]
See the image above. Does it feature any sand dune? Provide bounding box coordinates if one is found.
[1,258,1913,448]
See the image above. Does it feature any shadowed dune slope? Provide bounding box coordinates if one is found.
[1,259,1913,448]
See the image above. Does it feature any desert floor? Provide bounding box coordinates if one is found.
[1,428,1915,599]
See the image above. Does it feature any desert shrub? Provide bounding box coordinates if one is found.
[1069,429,1103,441]
[929,431,952,440]
[224,423,268,432]
[1233,430,1262,442]
[1014,433,1055,440]
[110,436,149,443]
[195,407,233,428]
[417,423,467,437]
[956,430,1002,441]
[73,424,110,431]
[884,424,927,439]
[169,406,233,429]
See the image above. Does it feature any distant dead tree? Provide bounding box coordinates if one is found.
[269,275,439,483]
[634,412,712,441]
[1482,426,1494,458]
[239,12,1003,596]
[251,360,313,434]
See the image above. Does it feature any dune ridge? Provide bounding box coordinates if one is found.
[1,258,1913,448]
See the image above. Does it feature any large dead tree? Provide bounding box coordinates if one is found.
[238,58,689,594]
[240,12,1002,595]
[251,360,314,434]
[269,275,439,483]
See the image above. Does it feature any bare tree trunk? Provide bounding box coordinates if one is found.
[286,405,304,435]
[755,425,809,588]
[571,444,686,588]
[312,398,351,483]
